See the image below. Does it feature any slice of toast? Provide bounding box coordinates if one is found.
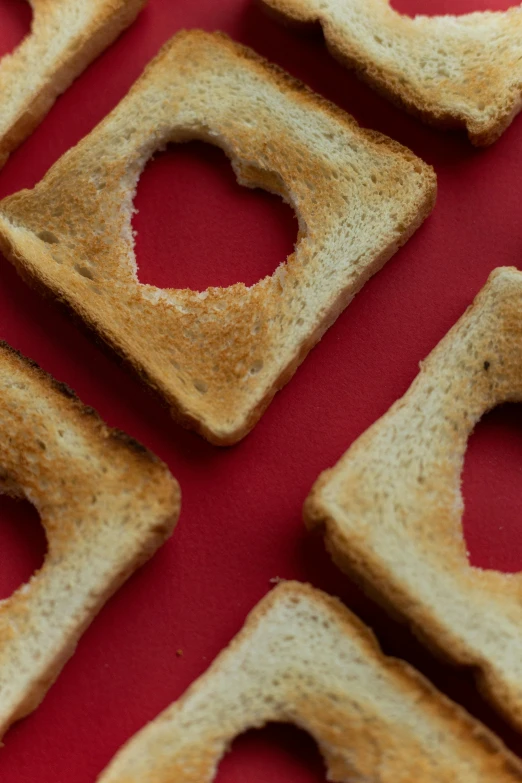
[0,30,436,445]
[261,0,522,145]
[97,581,522,782]
[0,341,180,740]
[0,0,146,168]
[305,267,522,732]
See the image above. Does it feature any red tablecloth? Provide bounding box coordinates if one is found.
[0,0,521,779]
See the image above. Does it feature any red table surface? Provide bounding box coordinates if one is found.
[1,0,522,779]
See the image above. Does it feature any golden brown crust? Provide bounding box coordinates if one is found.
[305,267,522,732]
[0,340,180,740]
[97,582,522,783]
[0,29,436,445]
[260,0,522,145]
[0,0,146,168]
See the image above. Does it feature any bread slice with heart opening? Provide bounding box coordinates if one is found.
[306,267,522,733]
[0,0,147,168]
[0,30,436,445]
[0,341,180,740]
[97,581,522,783]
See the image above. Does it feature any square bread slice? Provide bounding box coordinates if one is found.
[261,0,522,145]
[0,30,436,445]
[97,581,522,783]
[0,341,180,740]
[0,0,146,168]
[305,267,522,733]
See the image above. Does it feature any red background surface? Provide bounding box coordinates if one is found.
[1,0,522,778]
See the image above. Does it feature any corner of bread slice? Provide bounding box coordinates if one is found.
[0,0,147,167]
[0,29,435,445]
[304,267,522,518]
[466,89,522,146]
[260,0,522,146]
[97,579,522,783]
[0,340,180,740]
[303,266,522,544]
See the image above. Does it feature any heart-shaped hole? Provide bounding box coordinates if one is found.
[392,0,519,15]
[133,141,298,292]
[0,0,32,59]
[462,403,522,574]
[216,725,327,783]
[0,495,47,600]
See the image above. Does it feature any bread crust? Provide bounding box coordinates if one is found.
[305,267,522,733]
[97,581,522,782]
[0,30,436,445]
[260,0,522,145]
[0,340,180,740]
[0,0,146,168]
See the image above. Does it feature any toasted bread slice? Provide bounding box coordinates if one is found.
[0,30,436,445]
[0,0,146,168]
[0,341,180,740]
[261,0,522,145]
[306,267,522,732]
[97,581,522,782]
